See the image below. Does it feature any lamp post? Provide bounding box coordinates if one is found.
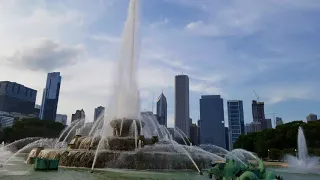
[268,149,270,161]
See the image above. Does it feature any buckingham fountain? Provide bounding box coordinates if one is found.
[0,0,298,179]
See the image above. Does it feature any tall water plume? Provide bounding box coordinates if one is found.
[285,127,319,173]
[91,0,140,170]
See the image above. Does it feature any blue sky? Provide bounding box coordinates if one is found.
[0,0,320,126]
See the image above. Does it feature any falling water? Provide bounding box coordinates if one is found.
[2,138,56,165]
[175,127,191,145]
[297,126,307,161]
[171,141,201,173]
[173,129,188,145]
[285,126,319,172]
[62,119,85,143]
[88,113,105,136]
[91,0,140,171]
[134,120,138,149]
[120,118,124,136]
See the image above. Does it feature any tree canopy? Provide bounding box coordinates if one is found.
[0,118,65,143]
[233,120,320,159]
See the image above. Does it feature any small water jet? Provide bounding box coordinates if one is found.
[284,127,319,173]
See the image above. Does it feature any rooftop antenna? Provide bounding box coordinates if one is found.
[253,90,260,102]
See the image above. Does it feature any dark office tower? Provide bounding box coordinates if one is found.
[190,123,200,145]
[225,127,230,151]
[200,95,226,148]
[227,100,245,150]
[261,118,272,130]
[71,109,85,123]
[252,100,265,122]
[174,75,190,137]
[40,72,61,121]
[94,106,105,122]
[197,119,201,145]
[156,93,167,127]
[0,81,37,114]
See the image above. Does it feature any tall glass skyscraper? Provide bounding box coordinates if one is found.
[156,92,167,127]
[199,95,225,148]
[227,100,245,150]
[40,72,61,121]
[174,75,190,137]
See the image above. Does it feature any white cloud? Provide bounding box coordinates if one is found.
[5,39,85,72]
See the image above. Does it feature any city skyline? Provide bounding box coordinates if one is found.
[1,1,320,126]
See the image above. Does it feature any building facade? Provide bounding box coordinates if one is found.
[94,106,105,122]
[252,100,265,122]
[245,122,261,134]
[190,123,200,145]
[225,127,230,151]
[71,109,85,123]
[174,75,190,137]
[156,93,167,127]
[0,81,37,115]
[55,114,67,125]
[40,72,62,121]
[275,117,283,126]
[227,100,245,150]
[306,113,317,122]
[261,118,272,130]
[199,95,226,148]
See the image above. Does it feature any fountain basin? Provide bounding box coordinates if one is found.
[27,148,211,170]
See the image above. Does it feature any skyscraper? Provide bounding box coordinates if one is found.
[71,109,85,123]
[261,118,272,130]
[225,127,230,150]
[174,75,190,137]
[94,106,105,122]
[55,114,67,125]
[275,117,283,126]
[190,123,200,145]
[40,72,61,121]
[0,81,37,115]
[156,93,167,127]
[306,113,317,122]
[227,100,245,150]
[199,95,225,148]
[252,100,265,122]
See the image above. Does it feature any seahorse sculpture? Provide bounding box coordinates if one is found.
[207,158,283,180]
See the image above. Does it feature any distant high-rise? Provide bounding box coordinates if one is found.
[94,106,105,122]
[306,113,317,122]
[275,117,283,126]
[199,95,225,148]
[261,118,272,130]
[156,93,167,127]
[190,123,200,145]
[40,72,61,121]
[225,127,230,151]
[55,114,67,125]
[0,81,37,115]
[245,122,261,134]
[252,100,265,122]
[227,100,245,150]
[71,109,85,123]
[174,75,190,137]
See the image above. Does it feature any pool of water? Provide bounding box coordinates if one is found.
[0,157,319,180]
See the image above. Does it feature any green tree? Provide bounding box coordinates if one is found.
[0,118,64,143]
[233,120,320,159]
